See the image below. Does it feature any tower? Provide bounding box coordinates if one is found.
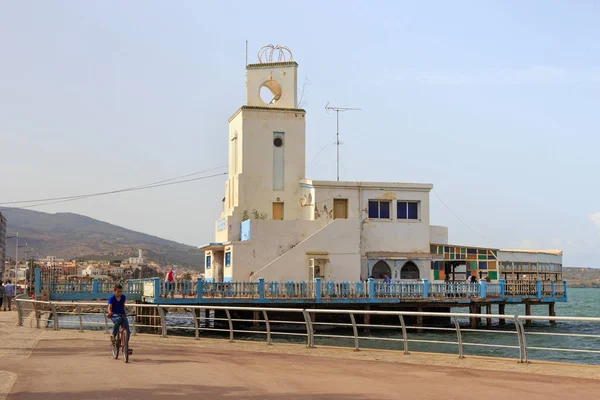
[216,45,307,242]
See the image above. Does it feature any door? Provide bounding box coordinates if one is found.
[333,199,348,219]
[272,202,284,220]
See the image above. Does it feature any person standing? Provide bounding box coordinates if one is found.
[0,282,4,310]
[4,280,15,311]
[166,268,175,299]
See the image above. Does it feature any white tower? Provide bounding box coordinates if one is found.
[215,45,307,242]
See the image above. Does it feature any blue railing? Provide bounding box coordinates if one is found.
[37,269,567,304]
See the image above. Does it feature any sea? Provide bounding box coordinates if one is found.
[50,288,600,365]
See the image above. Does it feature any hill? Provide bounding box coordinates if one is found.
[1,208,204,269]
[562,267,600,288]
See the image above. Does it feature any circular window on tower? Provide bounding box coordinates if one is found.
[260,80,283,105]
[274,137,284,147]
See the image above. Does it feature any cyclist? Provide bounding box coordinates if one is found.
[107,284,130,346]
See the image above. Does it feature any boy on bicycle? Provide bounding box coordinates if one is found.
[107,284,130,345]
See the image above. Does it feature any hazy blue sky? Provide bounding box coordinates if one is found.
[1,1,599,267]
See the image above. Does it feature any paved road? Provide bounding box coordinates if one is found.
[2,312,600,399]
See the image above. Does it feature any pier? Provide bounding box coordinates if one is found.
[35,269,568,327]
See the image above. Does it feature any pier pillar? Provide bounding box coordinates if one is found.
[525,303,532,327]
[469,304,477,329]
[498,304,506,326]
[485,305,491,329]
[364,305,371,333]
[549,303,556,325]
[253,311,260,329]
[476,306,482,325]
[417,306,424,333]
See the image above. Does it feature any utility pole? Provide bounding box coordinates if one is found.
[325,103,360,181]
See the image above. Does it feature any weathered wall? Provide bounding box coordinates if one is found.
[229,219,325,281]
[430,225,449,245]
[247,219,361,282]
[312,182,432,254]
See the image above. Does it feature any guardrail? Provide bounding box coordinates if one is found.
[15,299,598,365]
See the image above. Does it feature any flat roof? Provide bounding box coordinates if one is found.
[306,179,433,191]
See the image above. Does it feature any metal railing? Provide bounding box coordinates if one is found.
[15,299,599,365]
[37,268,567,303]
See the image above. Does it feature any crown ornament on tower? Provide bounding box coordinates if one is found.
[257,44,293,63]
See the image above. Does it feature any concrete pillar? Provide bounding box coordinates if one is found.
[549,303,556,325]
[253,310,260,329]
[485,304,491,329]
[498,304,506,326]
[364,305,371,333]
[525,303,532,327]
[417,306,424,333]
[469,303,477,329]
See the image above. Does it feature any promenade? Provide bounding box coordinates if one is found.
[1,311,599,400]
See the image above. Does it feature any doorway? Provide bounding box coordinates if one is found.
[272,202,284,220]
[333,199,348,219]
[400,261,420,280]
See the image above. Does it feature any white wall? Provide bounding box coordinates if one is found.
[498,250,562,265]
[312,182,432,254]
[246,219,361,282]
[430,225,449,245]
[230,219,325,280]
[245,63,298,109]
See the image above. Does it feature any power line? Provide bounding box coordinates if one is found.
[432,189,486,240]
[0,168,227,211]
[0,165,227,205]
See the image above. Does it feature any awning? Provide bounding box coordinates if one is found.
[198,242,229,251]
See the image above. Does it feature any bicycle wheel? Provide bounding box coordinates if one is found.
[122,330,129,363]
[112,339,119,359]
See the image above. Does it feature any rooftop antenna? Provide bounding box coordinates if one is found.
[325,102,361,181]
[245,40,248,66]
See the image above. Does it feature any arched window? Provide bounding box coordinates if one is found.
[400,261,420,280]
[372,260,391,280]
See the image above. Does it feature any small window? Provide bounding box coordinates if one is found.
[397,201,419,220]
[368,200,391,219]
[206,255,212,269]
[225,252,231,267]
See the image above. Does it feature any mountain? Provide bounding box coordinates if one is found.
[1,208,204,269]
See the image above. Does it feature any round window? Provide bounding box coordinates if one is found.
[274,137,283,147]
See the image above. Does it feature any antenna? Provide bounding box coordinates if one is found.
[325,103,361,181]
[245,40,248,66]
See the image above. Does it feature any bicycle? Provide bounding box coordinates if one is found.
[109,313,133,363]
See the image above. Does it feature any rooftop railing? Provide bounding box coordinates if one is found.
[35,268,567,304]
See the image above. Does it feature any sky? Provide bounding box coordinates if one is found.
[1,1,599,267]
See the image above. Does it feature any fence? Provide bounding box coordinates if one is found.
[15,299,599,365]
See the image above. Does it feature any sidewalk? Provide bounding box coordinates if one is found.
[1,312,599,399]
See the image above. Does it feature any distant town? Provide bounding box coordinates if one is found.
[1,248,203,290]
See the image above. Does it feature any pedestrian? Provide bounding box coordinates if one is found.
[0,282,4,310]
[166,268,175,299]
[383,274,391,284]
[4,280,15,311]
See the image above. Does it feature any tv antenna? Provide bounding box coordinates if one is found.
[325,102,361,181]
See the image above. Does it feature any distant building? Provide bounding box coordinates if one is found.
[0,212,6,277]
[127,249,144,265]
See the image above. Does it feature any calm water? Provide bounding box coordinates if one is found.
[51,288,600,365]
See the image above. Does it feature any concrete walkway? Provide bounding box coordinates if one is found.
[1,312,600,399]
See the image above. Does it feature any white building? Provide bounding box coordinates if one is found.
[200,47,563,283]
[127,249,144,265]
